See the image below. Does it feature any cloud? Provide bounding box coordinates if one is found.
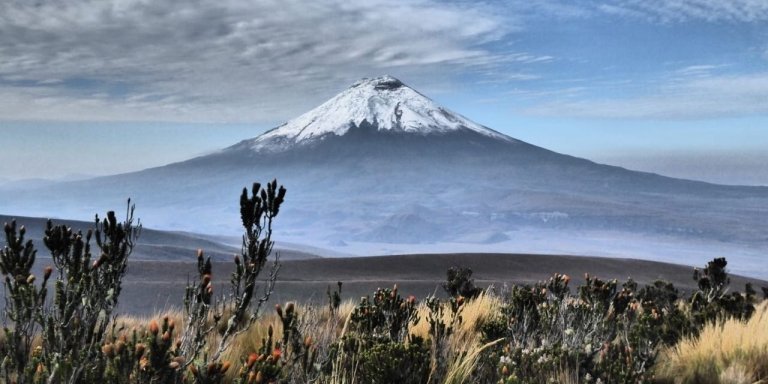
[0,0,517,123]
[521,72,768,119]
[604,0,768,23]
[515,0,768,23]
[675,65,725,77]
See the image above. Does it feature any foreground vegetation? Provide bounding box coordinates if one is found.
[0,180,765,383]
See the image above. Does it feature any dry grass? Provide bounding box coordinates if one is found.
[410,292,500,347]
[656,300,768,384]
[442,337,503,384]
[409,292,501,383]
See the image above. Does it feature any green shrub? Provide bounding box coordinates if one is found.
[443,266,482,300]
[1,204,140,383]
[0,180,285,384]
[358,338,430,384]
[349,285,418,342]
[326,285,424,382]
[689,257,756,330]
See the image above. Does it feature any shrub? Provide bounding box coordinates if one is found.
[326,285,426,382]
[326,281,342,315]
[349,285,418,342]
[1,204,140,383]
[357,338,430,384]
[442,266,483,300]
[0,180,285,384]
[689,257,756,330]
[637,280,690,345]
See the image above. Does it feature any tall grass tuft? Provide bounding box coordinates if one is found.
[657,300,768,384]
[410,291,499,347]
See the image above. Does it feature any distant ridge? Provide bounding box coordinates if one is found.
[0,214,319,261]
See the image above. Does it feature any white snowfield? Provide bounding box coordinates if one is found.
[248,75,515,152]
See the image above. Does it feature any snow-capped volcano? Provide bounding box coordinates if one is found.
[246,75,515,152]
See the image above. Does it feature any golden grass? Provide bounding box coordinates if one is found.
[656,301,768,384]
[409,292,500,384]
[442,337,503,384]
[410,292,500,348]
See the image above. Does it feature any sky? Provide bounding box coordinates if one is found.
[0,0,766,185]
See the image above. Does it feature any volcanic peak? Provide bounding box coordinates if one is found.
[246,75,515,153]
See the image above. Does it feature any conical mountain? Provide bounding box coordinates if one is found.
[240,75,514,153]
[201,76,562,168]
[1,76,766,276]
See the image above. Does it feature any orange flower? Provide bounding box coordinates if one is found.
[149,319,159,335]
[101,343,114,358]
[247,353,259,368]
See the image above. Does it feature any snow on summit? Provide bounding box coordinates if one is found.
[247,75,514,152]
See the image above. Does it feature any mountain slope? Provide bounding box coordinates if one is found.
[1,75,766,277]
